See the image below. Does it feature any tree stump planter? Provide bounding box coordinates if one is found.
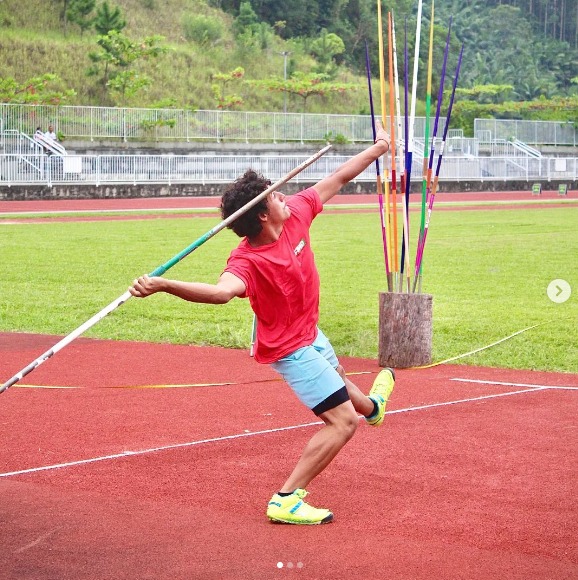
[378,292,433,368]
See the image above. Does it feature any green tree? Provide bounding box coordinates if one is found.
[317,0,349,30]
[232,1,259,37]
[211,67,245,109]
[435,0,578,99]
[93,1,126,36]
[231,2,275,53]
[251,71,358,112]
[87,31,167,104]
[328,0,376,71]
[456,84,515,105]
[310,30,345,66]
[181,14,224,46]
[382,0,414,17]
[451,95,578,135]
[107,70,151,105]
[0,74,76,105]
[66,0,96,35]
[246,0,319,38]
[309,29,345,78]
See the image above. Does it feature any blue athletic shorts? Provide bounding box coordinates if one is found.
[271,328,346,411]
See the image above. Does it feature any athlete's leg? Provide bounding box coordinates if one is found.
[279,398,358,493]
[335,364,375,417]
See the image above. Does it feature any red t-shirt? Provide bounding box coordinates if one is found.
[224,187,323,363]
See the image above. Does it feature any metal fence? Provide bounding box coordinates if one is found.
[1,105,576,187]
[1,153,576,187]
[0,154,371,186]
[439,156,577,181]
[2,104,575,146]
[474,119,577,146]
[0,104,451,143]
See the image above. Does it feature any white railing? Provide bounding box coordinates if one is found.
[1,130,67,157]
[34,133,67,156]
[475,118,577,146]
[439,156,577,181]
[0,154,373,186]
[0,104,449,143]
[512,139,541,158]
[1,153,576,187]
[3,104,576,147]
[484,139,534,158]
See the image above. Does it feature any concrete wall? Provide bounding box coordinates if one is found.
[64,140,348,156]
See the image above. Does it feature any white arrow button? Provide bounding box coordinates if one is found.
[547,279,571,304]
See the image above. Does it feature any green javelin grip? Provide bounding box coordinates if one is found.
[0,145,332,394]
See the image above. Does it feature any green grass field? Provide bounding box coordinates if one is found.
[1,206,576,373]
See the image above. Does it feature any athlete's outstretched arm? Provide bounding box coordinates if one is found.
[130,271,246,305]
[314,121,390,204]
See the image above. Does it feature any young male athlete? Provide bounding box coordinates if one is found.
[129,123,395,525]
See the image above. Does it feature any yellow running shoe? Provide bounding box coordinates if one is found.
[267,489,333,525]
[366,368,395,427]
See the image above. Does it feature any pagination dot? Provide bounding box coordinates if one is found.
[276,560,305,570]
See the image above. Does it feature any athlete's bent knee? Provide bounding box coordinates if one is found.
[322,402,358,440]
[339,410,358,439]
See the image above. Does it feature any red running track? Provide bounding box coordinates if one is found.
[1,332,577,579]
[0,189,577,214]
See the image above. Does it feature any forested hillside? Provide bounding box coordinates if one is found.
[1,0,577,121]
[219,0,578,99]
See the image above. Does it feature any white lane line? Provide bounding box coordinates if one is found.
[451,378,578,390]
[0,423,322,478]
[0,207,218,216]
[14,528,62,554]
[0,204,377,218]
[0,387,547,479]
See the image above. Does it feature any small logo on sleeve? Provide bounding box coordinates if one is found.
[293,239,306,256]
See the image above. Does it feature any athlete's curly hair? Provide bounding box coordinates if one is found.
[220,170,272,238]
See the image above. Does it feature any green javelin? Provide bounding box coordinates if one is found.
[416,0,436,291]
[0,145,331,394]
